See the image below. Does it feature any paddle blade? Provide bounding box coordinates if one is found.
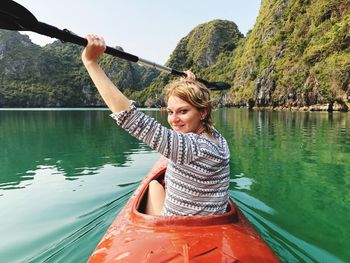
[0,0,39,31]
[197,79,231,90]
[0,14,23,31]
[206,82,231,91]
[171,70,231,90]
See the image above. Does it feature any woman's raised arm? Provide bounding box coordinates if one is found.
[81,34,131,113]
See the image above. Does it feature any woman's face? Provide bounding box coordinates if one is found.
[166,96,206,133]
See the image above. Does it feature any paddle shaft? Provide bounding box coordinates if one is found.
[35,22,186,77]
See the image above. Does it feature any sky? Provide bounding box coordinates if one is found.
[15,0,261,64]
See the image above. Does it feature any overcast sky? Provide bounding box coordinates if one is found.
[16,0,261,64]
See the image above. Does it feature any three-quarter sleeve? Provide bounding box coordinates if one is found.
[110,103,201,165]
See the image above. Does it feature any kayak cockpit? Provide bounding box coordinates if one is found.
[132,164,239,227]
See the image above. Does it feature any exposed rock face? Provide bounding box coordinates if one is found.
[255,66,276,106]
[0,30,41,78]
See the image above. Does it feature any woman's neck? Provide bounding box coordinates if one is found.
[195,125,206,135]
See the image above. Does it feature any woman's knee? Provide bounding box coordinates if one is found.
[149,180,163,191]
[146,180,165,215]
[148,180,165,200]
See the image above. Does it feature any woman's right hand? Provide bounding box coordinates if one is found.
[81,34,106,65]
[184,69,196,80]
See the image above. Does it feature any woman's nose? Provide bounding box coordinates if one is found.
[171,114,179,122]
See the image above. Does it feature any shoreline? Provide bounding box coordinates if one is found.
[1,105,349,112]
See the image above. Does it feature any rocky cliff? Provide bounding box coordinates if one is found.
[0,30,158,107]
[133,19,243,107]
[131,0,350,111]
[1,0,349,111]
[211,0,350,111]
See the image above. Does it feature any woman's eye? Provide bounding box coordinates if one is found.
[180,110,188,114]
[167,111,173,115]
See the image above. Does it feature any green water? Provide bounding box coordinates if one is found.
[0,108,349,263]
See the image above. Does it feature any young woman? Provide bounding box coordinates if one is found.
[82,34,230,216]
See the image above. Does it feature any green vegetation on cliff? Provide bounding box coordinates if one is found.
[133,19,243,106]
[0,0,349,110]
[210,0,350,111]
[0,31,158,107]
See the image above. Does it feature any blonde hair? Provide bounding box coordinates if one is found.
[164,78,213,133]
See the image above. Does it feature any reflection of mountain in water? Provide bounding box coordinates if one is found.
[0,110,160,190]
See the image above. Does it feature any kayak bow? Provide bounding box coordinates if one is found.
[88,158,279,262]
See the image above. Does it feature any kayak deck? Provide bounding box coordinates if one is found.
[88,158,279,262]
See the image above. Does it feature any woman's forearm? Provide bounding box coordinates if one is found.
[84,61,130,113]
[81,34,130,113]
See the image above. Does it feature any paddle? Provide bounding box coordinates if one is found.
[0,0,231,91]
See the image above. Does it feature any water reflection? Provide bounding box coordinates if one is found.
[0,112,160,263]
[218,109,350,262]
[0,110,151,190]
[230,172,255,190]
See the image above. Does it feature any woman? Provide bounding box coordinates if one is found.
[82,34,230,216]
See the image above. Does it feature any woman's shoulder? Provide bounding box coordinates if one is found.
[193,128,228,152]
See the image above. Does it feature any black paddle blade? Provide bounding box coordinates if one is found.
[197,78,231,90]
[0,0,39,31]
[172,70,231,90]
[206,82,231,91]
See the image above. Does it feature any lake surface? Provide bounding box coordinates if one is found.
[0,108,349,263]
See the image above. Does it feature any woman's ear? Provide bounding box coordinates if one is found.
[200,108,208,120]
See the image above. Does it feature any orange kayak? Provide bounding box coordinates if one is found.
[88,158,279,262]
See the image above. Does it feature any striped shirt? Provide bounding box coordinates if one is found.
[110,103,230,216]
